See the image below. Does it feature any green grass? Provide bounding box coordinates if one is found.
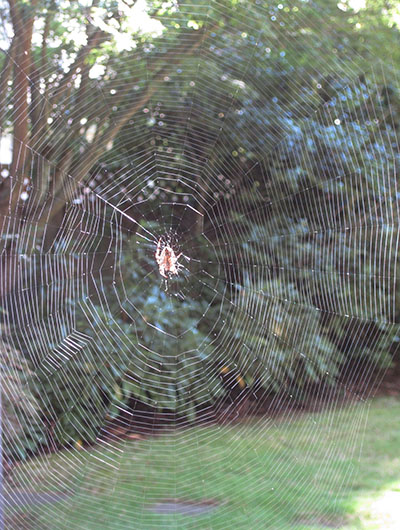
[7,397,400,529]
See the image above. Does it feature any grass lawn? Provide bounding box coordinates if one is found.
[6,396,400,529]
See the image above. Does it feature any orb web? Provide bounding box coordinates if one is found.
[0,0,399,528]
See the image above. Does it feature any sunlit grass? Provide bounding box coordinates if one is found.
[7,397,400,529]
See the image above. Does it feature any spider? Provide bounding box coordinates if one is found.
[155,238,184,279]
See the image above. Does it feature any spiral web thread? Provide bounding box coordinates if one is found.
[0,0,399,528]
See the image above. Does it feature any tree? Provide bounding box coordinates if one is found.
[0,0,216,264]
[1,0,399,445]
[0,339,43,463]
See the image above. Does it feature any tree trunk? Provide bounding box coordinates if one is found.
[0,1,37,300]
[0,37,16,130]
[10,2,36,178]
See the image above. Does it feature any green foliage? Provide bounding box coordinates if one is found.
[27,232,225,444]
[3,0,400,449]
[0,340,43,461]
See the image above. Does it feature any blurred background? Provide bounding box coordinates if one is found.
[1,0,400,528]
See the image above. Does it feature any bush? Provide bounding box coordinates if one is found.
[0,339,44,462]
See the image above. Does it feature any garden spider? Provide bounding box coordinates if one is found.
[155,238,187,279]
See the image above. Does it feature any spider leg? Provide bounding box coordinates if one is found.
[155,238,162,259]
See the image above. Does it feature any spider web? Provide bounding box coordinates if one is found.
[1,0,399,528]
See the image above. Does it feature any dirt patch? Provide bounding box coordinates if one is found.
[374,362,400,397]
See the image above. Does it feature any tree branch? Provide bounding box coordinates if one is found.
[51,29,106,106]
[41,24,218,231]
[69,25,217,185]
